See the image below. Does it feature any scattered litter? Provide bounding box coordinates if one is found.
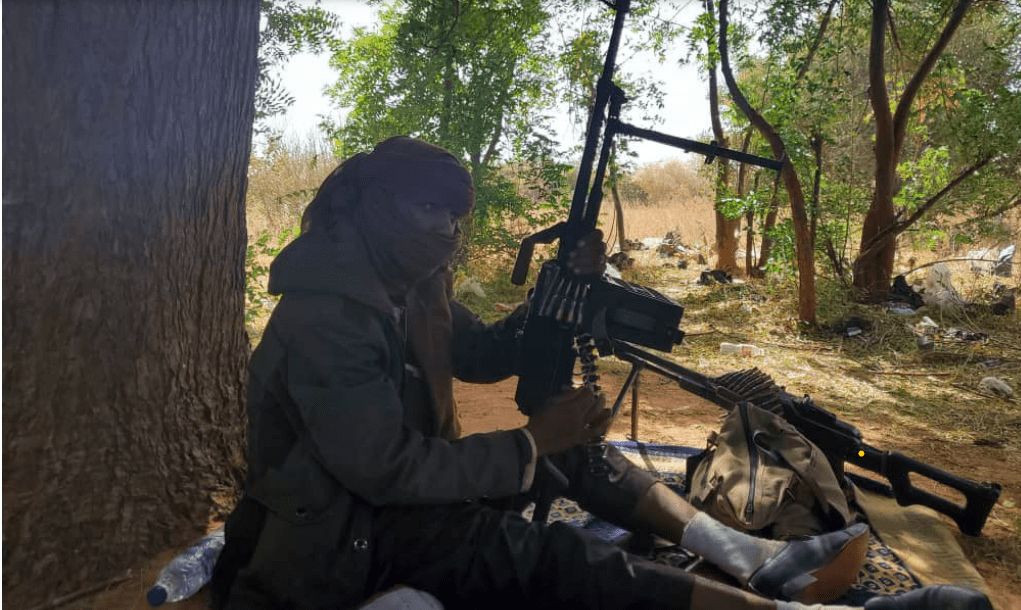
[605,263,623,279]
[493,302,516,313]
[889,275,924,309]
[454,277,487,299]
[697,270,733,285]
[944,327,988,342]
[923,264,966,311]
[968,244,1015,276]
[148,529,224,606]
[720,342,765,357]
[885,302,917,316]
[991,283,1016,316]
[622,238,645,251]
[640,237,663,250]
[916,335,934,351]
[978,358,1003,369]
[996,245,1016,276]
[608,251,634,271]
[978,376,1014,398]
[916,316,940,334]
[831,316,871,338]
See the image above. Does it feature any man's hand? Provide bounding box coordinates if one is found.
[525,387,612,457]
[567,229,608,276]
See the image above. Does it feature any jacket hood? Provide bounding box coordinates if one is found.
[267,222,393,316]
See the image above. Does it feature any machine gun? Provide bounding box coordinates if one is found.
[511,0,781,412]
[511,0,781,520]
[512,0,1001,534]
[608,340,1003,536]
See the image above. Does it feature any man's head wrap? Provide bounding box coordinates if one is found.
[302,136,475,297]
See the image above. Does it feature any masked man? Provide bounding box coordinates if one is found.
[212,137,989,610]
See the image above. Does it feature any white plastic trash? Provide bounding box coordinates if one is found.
[720,343,765,357]
[978,377,1013,398]
[147,529,224,606]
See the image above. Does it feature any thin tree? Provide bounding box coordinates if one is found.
[852,0,973,299]
[717,0,817,322]
[2,2,258,606]
[705,0,740,273]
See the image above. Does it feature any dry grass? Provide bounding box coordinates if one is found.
[601,158,716,250]
[247,135,338,236]
[598,198,716,251]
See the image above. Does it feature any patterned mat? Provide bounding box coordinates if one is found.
[532,441,921,606]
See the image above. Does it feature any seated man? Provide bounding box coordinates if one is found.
[212,136,990,610]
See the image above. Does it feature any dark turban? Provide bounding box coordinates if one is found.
[302,136,474,295]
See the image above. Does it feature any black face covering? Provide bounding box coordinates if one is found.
[346,137,474,300]
[351,185,461,299]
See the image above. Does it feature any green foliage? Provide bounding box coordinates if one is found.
[765,218,797,275]
[245,226,297,326]
[256,1,340,131]
[720,183,772,221]
[323,0,568,262]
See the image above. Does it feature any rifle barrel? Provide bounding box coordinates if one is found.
[613,121,784,171]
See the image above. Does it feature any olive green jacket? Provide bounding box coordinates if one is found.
[232,224,531,608]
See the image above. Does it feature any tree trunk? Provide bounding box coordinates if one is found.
[853,0,898,300]
[736,130,753,276]
[755,175,782,275]
[745,172,761,276]
[718,0,816,322]
[2,3,258,607]
[810,133,823,249]
[609,144,627,253]
[853,0,972,300]
[706,9,739,273]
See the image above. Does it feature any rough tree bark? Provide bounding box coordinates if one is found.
[853,0,972,300]
[706,0,739,273]
[718,0,817,322]
[2,2,258,607]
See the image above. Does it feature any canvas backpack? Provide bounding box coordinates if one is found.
[686,402,854,539]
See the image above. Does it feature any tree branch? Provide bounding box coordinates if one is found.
[869,0,893,150]
[858,155,992,262]
[795,0,839,84]
[892,0,972,156]
[953,191,1021,228]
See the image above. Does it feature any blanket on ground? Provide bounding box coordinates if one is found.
[531,441,985,606]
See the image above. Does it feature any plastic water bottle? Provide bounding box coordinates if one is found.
[719,342,764,357]
[147,528,225,606]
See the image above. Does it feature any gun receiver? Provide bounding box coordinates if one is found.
[609,340,1003,536]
